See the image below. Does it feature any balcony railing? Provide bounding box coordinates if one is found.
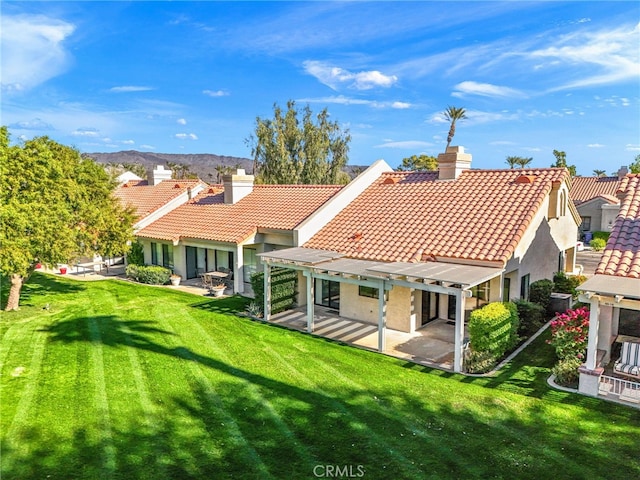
[599,374,640,404]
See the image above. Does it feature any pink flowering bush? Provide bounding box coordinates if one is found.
[547,306,589,361]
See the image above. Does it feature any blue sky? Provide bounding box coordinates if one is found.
[2,1,639,175]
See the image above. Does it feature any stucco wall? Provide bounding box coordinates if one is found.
[339,283,413,332]
[577,199,605,235]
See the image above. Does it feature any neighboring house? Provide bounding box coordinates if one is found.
[114,165,208,231]
[570,167,627,238]
[577,174,640,398]
[260,147,581,372]
[134,164,389,294]
[116,170,143,184]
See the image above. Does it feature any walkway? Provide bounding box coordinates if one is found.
[271,307,462,370]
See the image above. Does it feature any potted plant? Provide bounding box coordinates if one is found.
[211,283,226,297]
[59,265,67,275]
[170,273,182,286]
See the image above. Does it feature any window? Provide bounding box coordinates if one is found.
[470,281,490,308]
[520,274,530,300]
[559,190,567,216]
[503,277,511,302]
[162,244,174,269]
[581,216,591,232]
[358,285,379,299]
[151,242,158,265]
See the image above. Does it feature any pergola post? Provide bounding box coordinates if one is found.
[304,271,315,333]
[378,280,387,352]
[263,263,271,322]
[585,297,600,370]
[453,289,466,373]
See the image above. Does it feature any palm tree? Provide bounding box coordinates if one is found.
[505,156,519,169]
[516,157,533,169]
[593,169,606,177]
[443,106,467,150]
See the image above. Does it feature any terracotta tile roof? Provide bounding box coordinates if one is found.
[596,175,640,278]
[570,176,622,205]
[304,168,570,265]
[114,179,207,221]
[137,185,343,244]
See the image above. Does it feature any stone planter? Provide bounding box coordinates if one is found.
[211,286,225,297]
[170,276,181,286]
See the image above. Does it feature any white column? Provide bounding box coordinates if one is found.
[263,263,271,321]
[378,281,387,352]
[305,271,315,333]
[234,245,244,294]
[585,297,600,370]
[453,289,466,373]
[612,306,621,337]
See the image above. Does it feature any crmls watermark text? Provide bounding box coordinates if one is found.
[313,464,365,478]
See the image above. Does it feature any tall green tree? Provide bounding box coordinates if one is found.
[247,100,351,185]
[630,154,640,174]
[443,106,467,150]
[0,128,135,310]
[593,169,606,177]
[396,154,438,171]
[551,149,577,177]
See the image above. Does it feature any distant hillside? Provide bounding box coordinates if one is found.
[85,151,253,182]
[86,150,368,182]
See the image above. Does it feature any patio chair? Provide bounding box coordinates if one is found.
[614,341,640,379]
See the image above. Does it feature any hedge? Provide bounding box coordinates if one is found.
[468,302,518,358]
[529,279,553,313]
[514,300,546,337]
[251,268,298,315]
[592,231,610,242]
[127,240,145,266]
[125,264,171,285]
[553,271,587,298]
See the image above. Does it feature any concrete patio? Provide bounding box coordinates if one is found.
[270,306,465,370]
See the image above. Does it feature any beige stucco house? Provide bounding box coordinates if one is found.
[260,147,581,372]
[577,174,640,402]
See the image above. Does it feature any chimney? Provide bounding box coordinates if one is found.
[617,165,628,180]
[151,165,172,185]
[223,168,254,204]
[437,146,471,180]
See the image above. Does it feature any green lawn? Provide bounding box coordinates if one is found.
[1,273,638,479]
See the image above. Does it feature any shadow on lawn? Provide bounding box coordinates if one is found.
[1,272,85,309]
[7,314,637,479]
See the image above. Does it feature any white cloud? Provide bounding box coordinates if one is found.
[587,143,605,148]
[303,60,397,90]
[122,140,135,145]
[140,144,156,150]
[71,128,100,137]
[9,118,54,130]
[489,141,517,146]
[298,95,408,109]
[429,109,519,126]
[451,81,526,99]
[203,89,229,97]
[532,22,640,91]
[177,118,187,125]
[1,14,75,92]
[175,133,198,140]
[626,144,640,151]
[391,101,411,109]
[375,140,433,149]
[109,86,154,93]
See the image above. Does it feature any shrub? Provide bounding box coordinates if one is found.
[245,301,263,318]
[590,238,606,251]
[463,349,498,374]
[127,240,145,266]
[468,302,514,358]
[514,300,546,337]
[125,264,139,280]
[504,301,520,351]
[592,231,610,242]
[547,306,589,361]
[127,265,171,285]
[552,357,582,386]
[529,279,553,312]
[251,267,298,315]
[553,271,587,298]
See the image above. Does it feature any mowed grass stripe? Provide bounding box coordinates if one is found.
[1,320,48,472]
[87,315,118,476]
[141,305,277,478]
[178,312,320,474]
